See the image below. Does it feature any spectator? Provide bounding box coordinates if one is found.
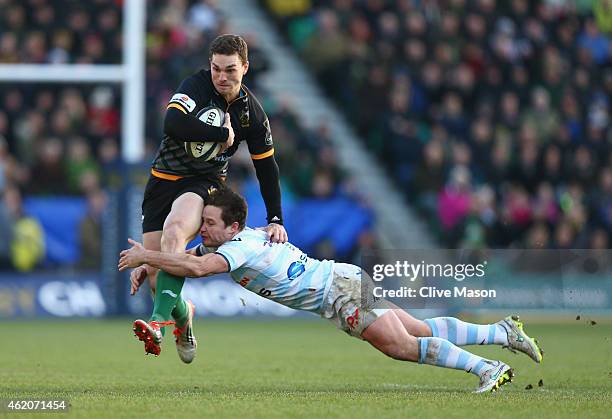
[520,87,560,144]
[532,182,560,226]
[188,0,221,34]
[27,138,69,196]
[593,167,612,231]
[438,165,473,245]
[88,86,119,137]
[577,17,610,64]
[78,189,107,270]
[65,137,101,194]
[595,0,612,33]
[2,186,45,271]
[267,0,611,249]
[0,203,14,269]
[524,223,550,249]
[0,137,8,194]
[303,9,349,94]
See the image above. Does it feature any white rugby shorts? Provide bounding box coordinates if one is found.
[320,263,391,339]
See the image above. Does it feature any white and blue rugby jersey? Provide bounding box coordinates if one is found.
[200,228,334,313]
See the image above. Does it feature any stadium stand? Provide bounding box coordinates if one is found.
[262,0,612,249]
[0,0,374,271]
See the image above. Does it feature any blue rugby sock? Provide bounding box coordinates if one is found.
[417,337,492,377]
[424,317,508,346]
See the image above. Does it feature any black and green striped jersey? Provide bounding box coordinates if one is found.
[152,69,274,177]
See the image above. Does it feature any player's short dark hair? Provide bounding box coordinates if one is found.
[209,34,248,64]
[206,187,248,230]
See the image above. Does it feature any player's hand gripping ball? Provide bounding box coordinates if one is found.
[184,106,225,160]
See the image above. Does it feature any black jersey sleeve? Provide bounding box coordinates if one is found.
[253,156,283,225]
[164,75,229,142]
[246,103,274,160]
[164,109,229,142]
[246,101,282,224]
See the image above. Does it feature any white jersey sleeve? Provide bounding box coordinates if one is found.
[216,228,334,313]
[215,236,264,271]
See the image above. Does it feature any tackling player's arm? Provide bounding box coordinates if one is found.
[119,239,228,284]
[139,250,228,278]
[123,242,222,296]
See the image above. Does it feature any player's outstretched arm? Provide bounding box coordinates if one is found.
[118,238,229,278]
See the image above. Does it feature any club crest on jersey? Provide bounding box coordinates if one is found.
[240,107,250,127]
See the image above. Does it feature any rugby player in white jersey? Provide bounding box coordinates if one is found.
[119,188,543,393]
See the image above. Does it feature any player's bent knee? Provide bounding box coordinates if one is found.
[362,312,420,362]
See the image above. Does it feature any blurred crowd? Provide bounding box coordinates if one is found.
[0,0,368,271]
[265,0,612,250]
[0,0,123,64]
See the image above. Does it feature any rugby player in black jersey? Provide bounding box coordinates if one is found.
[135,34,287,362]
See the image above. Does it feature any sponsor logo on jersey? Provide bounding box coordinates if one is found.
[213,149,236,162]
[346,308,359,329]
[169,93,196,112]
[287,260,306,280]
[213,155,229,162]
[263,118,273,146]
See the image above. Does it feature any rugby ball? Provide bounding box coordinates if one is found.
[184,106,225,160]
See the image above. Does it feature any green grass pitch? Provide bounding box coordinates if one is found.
[1,318,611,418]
